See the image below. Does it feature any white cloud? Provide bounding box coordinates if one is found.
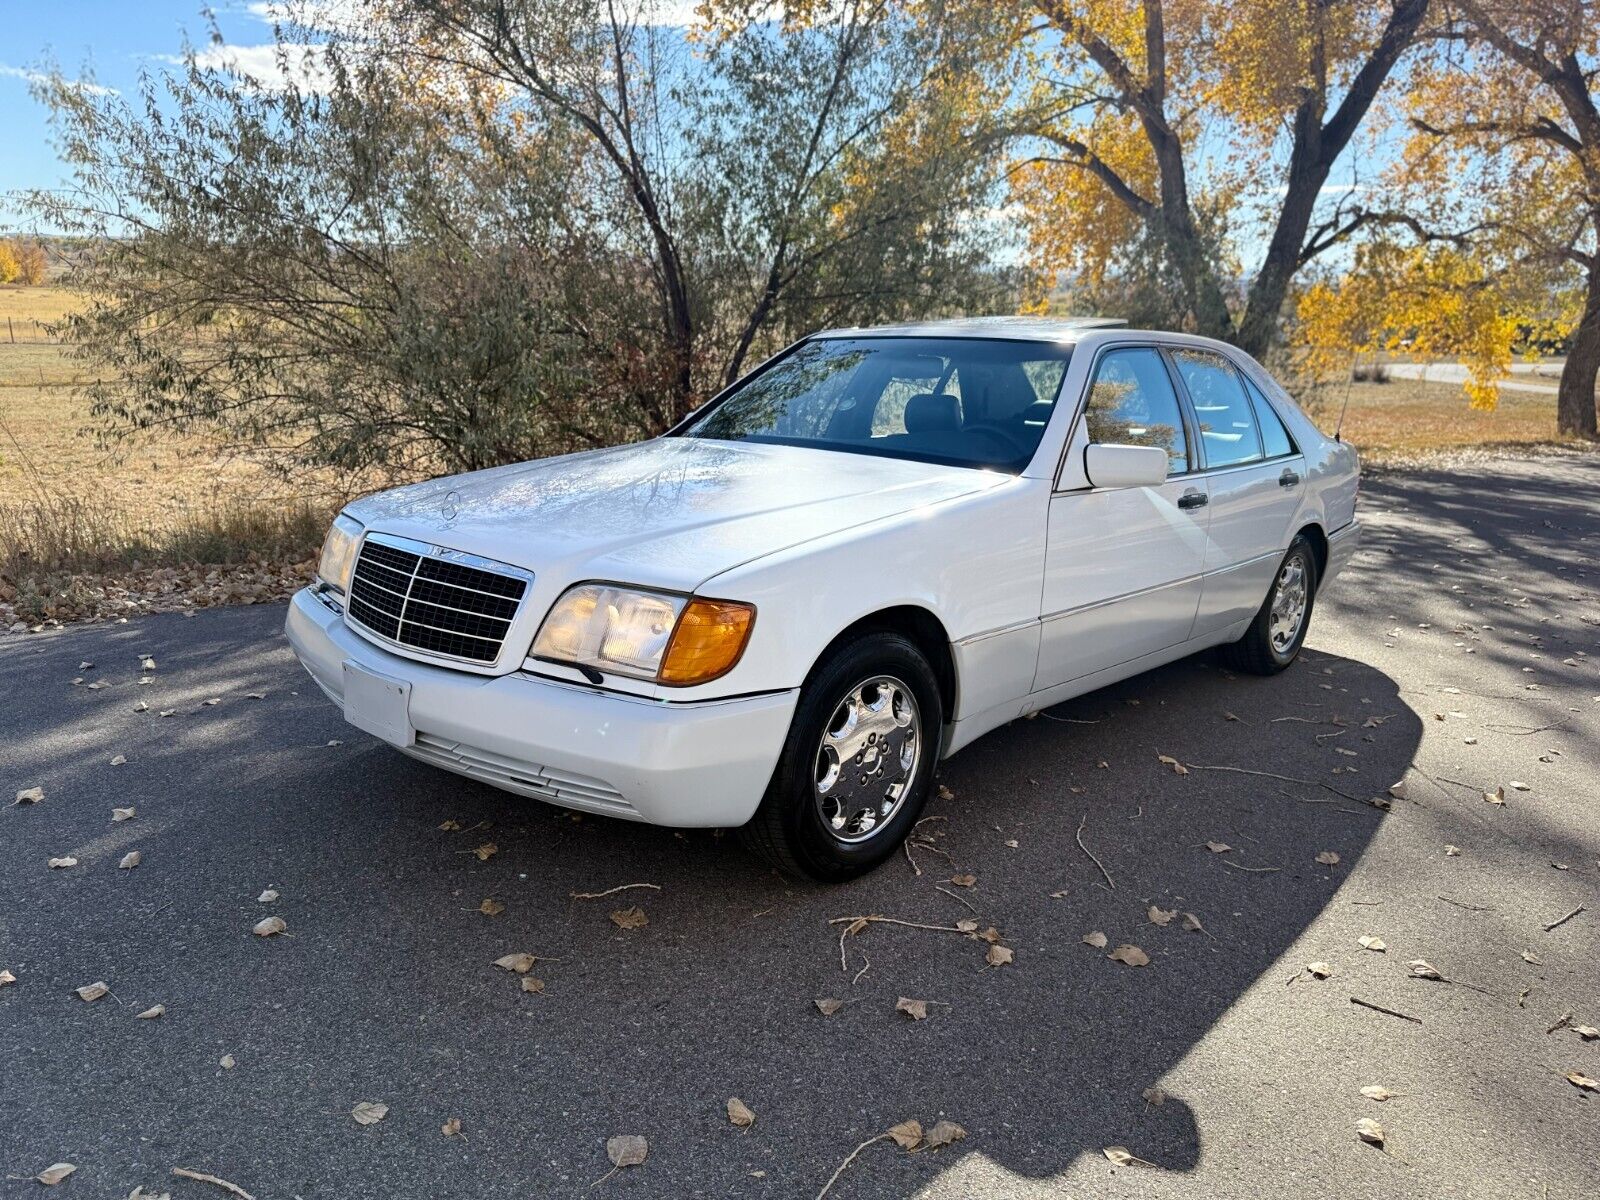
[0,63,118,96]
[163,43,330,92]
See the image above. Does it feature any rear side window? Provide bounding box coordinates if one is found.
[1171,348,1263,468]
[1084,347,1189,475]
[1242,373,1296,458]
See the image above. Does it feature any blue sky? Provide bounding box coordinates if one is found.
[1,2,304,226]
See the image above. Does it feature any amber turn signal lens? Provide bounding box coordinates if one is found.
[658,599,755,685]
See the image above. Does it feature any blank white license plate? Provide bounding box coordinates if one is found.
[341,661,414,748]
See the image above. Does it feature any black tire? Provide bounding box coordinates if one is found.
[1219,535,1319,676]
[741,632,943,882]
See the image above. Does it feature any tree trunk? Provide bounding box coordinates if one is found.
[1557,266,1600,440]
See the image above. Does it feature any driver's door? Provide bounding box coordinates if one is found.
[1033,346,1211,691]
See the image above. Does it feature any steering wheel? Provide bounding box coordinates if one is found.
[961,421,1030,459]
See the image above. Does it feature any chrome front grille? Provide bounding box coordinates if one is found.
[345,533,529,664]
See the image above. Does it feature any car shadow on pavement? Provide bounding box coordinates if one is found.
[0,604,1423,1198]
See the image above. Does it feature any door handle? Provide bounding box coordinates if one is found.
[1178,490,1208,510]
[1280,468,1301,488]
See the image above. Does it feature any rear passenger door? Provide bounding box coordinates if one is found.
[1167,348,1307,637]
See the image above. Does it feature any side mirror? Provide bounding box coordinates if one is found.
[1084,443,1169,489]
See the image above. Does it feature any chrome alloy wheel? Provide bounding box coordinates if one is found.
[1268,556,1309,654]
[813,675,922,843]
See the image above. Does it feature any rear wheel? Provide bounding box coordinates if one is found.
[1219,535,1319,675]
[741,632,942,881]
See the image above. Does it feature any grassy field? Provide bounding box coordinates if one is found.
[0,286,331,625]
[1310,377,1571,462]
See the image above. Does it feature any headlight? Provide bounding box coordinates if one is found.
[316,513,364,594]
[532,584,755,686]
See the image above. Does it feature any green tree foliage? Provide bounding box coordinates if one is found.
[31,1,1013,480]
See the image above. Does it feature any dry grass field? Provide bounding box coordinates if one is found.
[1312,377,1570,462]
[0,286,331,626]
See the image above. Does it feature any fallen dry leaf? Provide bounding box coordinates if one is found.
[1157,754,1189,775]
[814,998,844,1016]
[257,889,279,903]
[1306,961,1333,980]
[0,969,15,986]
[1509,780,1531,792]
[1573,1025,1599,1040]
[1108,944,1150,967]
[925,1120,966,1149]
[610,905,648,930]
[1103,1146,1155,1167]
[1181,912,1205,934]
[937,784,954,800]
[472,842,498,861]
[986,944,1015,967]
[1567,1071,1599,1093]
[141,656,156,671]
[110,756,127,767]
[135,1004,165,1019]
[36,1164,77,1186]
[1520,950,1542,966]
[119,850,141,870]
[1358,936,1387,953]
[252,916,286,938]
[494,952,536,974]
[1356,1117,1386,1147]
[606,1134,648,1169]
[956,918,979,933]
[1315,850,1341,866]
[896,997,930,1021]
[48,856,78,869]
[1141,1086,1167,1107]
[977,926,1002,944]
[439,819,461,831]
[1147,906,1176,927]
[220,1054,236,1069]
[520,977,545,994]
[1388,781,1409,801]
[727,1097,755,1128]
[1361,1085,1394,1102]
[1484,787,1505,806]
[351,1101,389,1126]
[1445,845,1462,856]
[477,898,505,917]
[1407,959,1444,981]
[112,806,135,822]
[949,873,976,888]
[442,1117,462,1137]
[15,786,44,805]
[1205,841,1231,854]
[76,981,109,1002]
[887,1120,923,1150]
[1081,931,1108,949]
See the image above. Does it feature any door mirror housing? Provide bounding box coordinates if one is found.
[1084,443,1169,489]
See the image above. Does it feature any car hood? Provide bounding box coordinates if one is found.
[346,438,1004,593]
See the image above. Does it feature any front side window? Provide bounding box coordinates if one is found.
[1171,349,1263,469]
[1083,347,1189,474]
[680,337,1071,472]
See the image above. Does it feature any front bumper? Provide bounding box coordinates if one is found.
[1325,519,1361,583]
[284,588,797,827]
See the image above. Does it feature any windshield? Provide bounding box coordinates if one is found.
[679,336,1073,472]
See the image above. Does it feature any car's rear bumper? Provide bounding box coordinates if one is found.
[1325,519,1361,583]
[284,587,796,827]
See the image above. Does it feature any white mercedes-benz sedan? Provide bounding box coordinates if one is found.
[286,317,1359,880]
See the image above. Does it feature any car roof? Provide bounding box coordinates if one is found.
[811,315,1130,344]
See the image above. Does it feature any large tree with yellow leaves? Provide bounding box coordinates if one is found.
[1011,0,1431,355]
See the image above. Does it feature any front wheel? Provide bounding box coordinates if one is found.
[741,632,943,882]
[1219,535,1319,675]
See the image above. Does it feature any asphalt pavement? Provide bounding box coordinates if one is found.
[3,451,1598,1199]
